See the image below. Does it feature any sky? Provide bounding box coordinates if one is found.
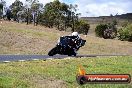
[4,0,132,17]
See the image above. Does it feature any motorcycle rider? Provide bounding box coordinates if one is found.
[70,32,81,53]
[57,32,80,45]
[71,32,80,38]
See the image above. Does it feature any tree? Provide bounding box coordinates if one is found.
[0,0,6,18]
[69,4,79,32]
[23,0,43,25]
[42,0,69,29]
[42,0,81,32]
[6,8,11,21]
[10,0,23,21]
[31,0,43,26]
[0,3,3,18]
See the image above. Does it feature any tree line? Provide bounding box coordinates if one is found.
[0,0,90,34]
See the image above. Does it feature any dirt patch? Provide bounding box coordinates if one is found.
[31,75,67,88]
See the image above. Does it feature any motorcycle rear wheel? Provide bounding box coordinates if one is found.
[48,47,58,56]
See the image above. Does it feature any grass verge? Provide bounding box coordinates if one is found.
[0,56,132,88]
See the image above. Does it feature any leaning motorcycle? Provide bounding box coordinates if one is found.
[48,36,86,56]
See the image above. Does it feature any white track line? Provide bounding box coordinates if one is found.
[47,58,53,60]
[3,61,10,63]
[32,59,39,61]
[18,60,26,62]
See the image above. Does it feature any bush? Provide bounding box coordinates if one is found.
[104,23,117,39]
[95,24,108,37]
[75,20,90,35]
[95,23,117,39]
[118,24,132,42]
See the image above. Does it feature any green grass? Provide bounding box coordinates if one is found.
[0,56,132,88]
[0,75,29,88]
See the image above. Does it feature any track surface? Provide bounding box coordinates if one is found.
[0,54,130,62]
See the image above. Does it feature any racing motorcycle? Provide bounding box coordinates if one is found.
[48,36,86,56]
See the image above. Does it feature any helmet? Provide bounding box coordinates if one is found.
[72,32,79,36]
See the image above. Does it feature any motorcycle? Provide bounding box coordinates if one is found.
[48,36,86,56]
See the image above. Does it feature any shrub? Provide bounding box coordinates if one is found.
[95,23,117,39]
[95,24,108,37]
[118,24,132,42]
[104,23,117,39]
[75,20,90,35]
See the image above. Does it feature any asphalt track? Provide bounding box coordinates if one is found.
[0,54,130,62]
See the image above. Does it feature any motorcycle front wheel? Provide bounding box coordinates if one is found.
[67,49,77,56]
